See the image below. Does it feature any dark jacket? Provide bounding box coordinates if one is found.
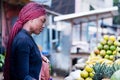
[10,29,42,80]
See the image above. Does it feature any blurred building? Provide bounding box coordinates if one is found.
[53,0,118,73]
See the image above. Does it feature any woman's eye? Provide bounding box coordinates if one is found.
[42,19,46,23]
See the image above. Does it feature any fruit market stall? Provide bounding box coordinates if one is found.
[64,35,120,80]
[54,7,119,80]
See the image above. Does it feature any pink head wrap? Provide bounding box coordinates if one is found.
[4,2,46,80]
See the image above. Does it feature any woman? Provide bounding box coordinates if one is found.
[4,2,46,80]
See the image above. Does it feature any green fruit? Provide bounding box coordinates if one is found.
[117,42,120,46]
[117,47,120,52]
[101,40,107,45]
[110,46,116,51]
[110,70,120,80]
[114,41,118,46]
[0,63,2,68]
[106,50,112,55]
[104,55,110,59]
[97,44,103,50]
[104,45,109,50]
[107,40,113,46]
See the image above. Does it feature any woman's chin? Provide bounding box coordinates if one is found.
[34,29,43,34]
[34,31,41,35]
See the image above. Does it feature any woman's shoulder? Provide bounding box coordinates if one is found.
[13,31,31,45]
[15,30,31,41]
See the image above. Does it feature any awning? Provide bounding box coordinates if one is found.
[54,6,119,24]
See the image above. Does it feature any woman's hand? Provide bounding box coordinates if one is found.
[41,55,49,63]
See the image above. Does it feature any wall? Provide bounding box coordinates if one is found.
[2,2,21,48]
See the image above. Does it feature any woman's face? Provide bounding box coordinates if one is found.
[31,15,46,34]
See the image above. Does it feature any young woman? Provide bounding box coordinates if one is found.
[4,2,46,80]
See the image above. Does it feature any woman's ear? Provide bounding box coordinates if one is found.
[29,19,33,23]
[28,20,34,26]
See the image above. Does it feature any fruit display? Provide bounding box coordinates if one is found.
[86,35,118,67]
[64,35,120,80]
[78,35,120,80]
[94,35,117,61]
[80,65,94,80]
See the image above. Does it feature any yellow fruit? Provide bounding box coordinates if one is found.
[103,35,109,41]
[100,50,106,56]
[81,70,89,78]
[102,59,113,65]
[85,65,93,73]
[109,55,115,61]
[76,77,84,80]
[90,52,96,57]
[113,50,117,55]
[109,35,116,41]
[89,72,94,78]
[85,77,93,80]
[114,41,118,46]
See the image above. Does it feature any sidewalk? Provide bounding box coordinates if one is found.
[52,76,64,80]
[0,72,64,80]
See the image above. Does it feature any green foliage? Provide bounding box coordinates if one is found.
[0,54,5,68]
[113,0,120,24]
[113,0,119,6]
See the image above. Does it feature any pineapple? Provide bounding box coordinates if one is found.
[92,63,105,80]
[92,63,120,80]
